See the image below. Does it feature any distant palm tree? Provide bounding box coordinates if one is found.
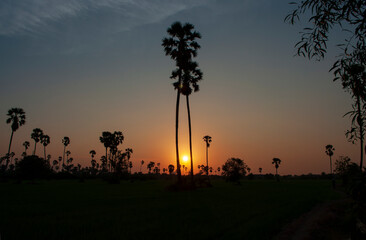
[125,148,133,173]
[90,150,96,160]
[40,134,50,160]
[90,150,96,168]
[6,108,26,166]
[259,167,262,174]
[147,162,155,174]
[23,141,30,156]
[203,135,212,176]
[325,145,335,175]
[168,164,175,175]
[100,131,112,171]
[31,128,43,155]
[272,158,281,181]
[62,136,70,169]
[140,160,145,173]
[162,21,201,182]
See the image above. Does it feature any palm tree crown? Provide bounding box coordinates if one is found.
[31,128,44,155]
[6,108,26,132]
[203,135,212,147]
[6,108,26,161]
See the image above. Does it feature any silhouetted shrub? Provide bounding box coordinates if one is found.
[16,155,51,180]
[222,158,248,183]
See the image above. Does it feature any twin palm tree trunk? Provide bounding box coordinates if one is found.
[175,86,182,182]
[186,95,194,182]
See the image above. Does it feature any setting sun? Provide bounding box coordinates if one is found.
[182,156,189,162]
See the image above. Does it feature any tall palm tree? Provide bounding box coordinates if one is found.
[6,108,26,165]
[272,158,281,181]
[325,145,335,174]
[31,128,43,155]
[40,134,50,160]
[203,135,212,176]
[23,141,30,156]
[162,21,201,182]
[62,136,70,169]
[182,61,203,181]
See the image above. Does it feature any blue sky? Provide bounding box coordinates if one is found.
[0,0,359,174]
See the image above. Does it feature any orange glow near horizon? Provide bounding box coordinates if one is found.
[182,155,189,163]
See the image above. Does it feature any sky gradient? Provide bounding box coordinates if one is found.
[0,0,360,175]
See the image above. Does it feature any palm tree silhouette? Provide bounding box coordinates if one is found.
[6,108,26,166]
[90,150,96,159]
[259,167,262,174]
[325,145,335,175]
[168,164,175,175]
[272,158,281,181]
[62,136,70,170]
[162,21,201,182]
[31,128,43,155]
[203,135,212,176]
[125,148,133,173]
[181,61,203,181]
[40,134,50,160]
[90,150,96,169]
[100,132,112,171]
[23,141,30,156]
[140,160,145,173]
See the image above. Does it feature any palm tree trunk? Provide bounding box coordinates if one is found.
[33,142,37,156]
[44,146,47,160]
[329,156,332,174]
[206,144,209,176]
[63,145,66,171]
[356,96,364,169]
[175,86,182,182]
[6,130,14,169]
[186,95,194,181]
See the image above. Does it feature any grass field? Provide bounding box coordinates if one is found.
[0,179,341,240]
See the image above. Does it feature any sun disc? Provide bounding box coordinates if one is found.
[182,155,189,162]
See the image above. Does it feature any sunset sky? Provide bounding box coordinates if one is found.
[0,0,360,175]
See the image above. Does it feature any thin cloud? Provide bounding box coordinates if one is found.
[0,0,210,36]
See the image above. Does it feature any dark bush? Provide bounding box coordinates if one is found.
[16,155,51,180]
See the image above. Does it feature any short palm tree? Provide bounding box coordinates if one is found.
[125,148,133,173]
[6,108,26,164]
[203,135,212,176]
[100,131,112,170]
[31,128,43,155]
[23,141,30,156]
[40,134,50,160]
[90,150,96,160]
[325,145,335,174]
[140,160,145,173]
[162,21,201,182]
[272,158,281,181]
[62,136,70,169]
